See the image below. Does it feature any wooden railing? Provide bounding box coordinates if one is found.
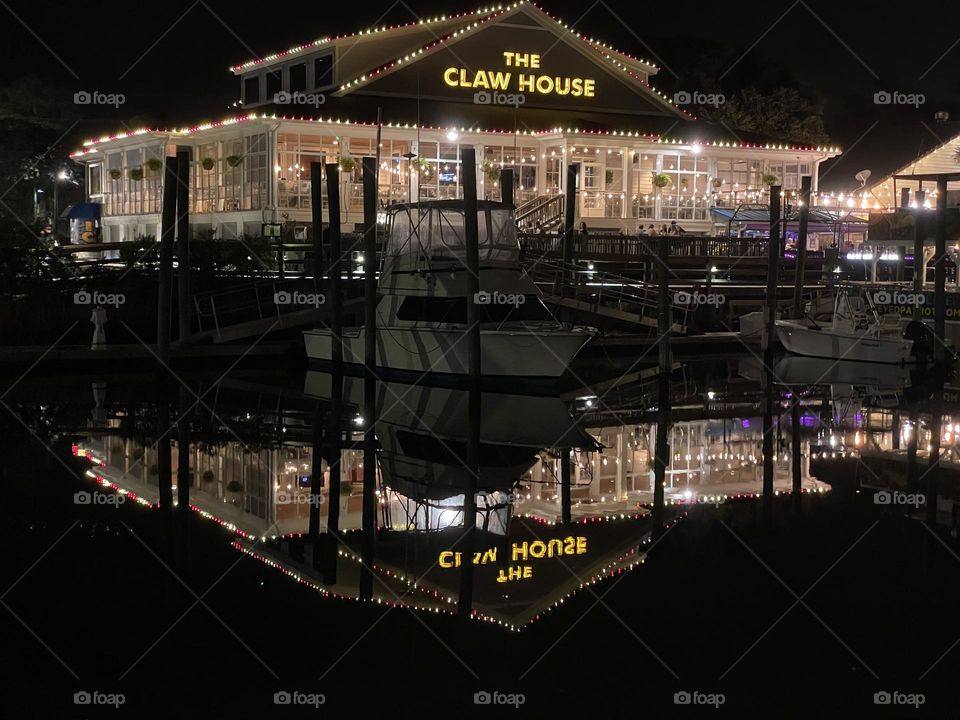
[520,233,826,260]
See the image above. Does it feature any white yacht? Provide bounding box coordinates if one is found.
[303,200,593,380]
[776,288,913,364]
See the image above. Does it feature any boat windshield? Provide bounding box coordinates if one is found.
[384,202,519,269]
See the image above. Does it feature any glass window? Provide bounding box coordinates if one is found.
[314,55,333,89]
[266,71,281,102]
[88,163,102,197]
[289,63,307,93]
[243,76,259,104]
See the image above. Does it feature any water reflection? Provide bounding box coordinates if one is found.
[48,354,960,628]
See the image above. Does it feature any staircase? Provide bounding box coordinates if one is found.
[516,194,565,231]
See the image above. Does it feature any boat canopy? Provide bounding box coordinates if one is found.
[384,200,519,268]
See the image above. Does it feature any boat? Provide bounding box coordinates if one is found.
[303,200,594,380]
[775,288,913,364]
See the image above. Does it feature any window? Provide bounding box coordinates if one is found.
[660,152,710,220]
[88,163,102,197]
[244,134,267,210]
[266,71,281,102]
[314,55,333,89]
[243,76,260,105]
[289,63,307,93]
[631,152,657,218]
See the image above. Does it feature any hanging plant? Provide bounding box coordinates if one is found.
[146,157,162,172]
[338,156,357,173]
[109,169,122,180]
[651,172,671,188]
[680,177,689,189]
[605,169,615,187]
[202,470,215,483]
[711,177,723,188]
[130,167,144,182]
[762,174,778,186]
[201,157,216,171]
[480,158,500,184]
[226,154,243,168]
[226,479,243,493]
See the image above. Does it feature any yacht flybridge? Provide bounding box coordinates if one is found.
[303,200,594,379]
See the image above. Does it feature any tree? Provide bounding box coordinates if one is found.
[714,86,830,145]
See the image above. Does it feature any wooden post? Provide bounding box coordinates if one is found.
[156,371,172,511]
[761,359,775,528]
[935,177,948,362]
[914,189,926,323]
[652,234,670,537]
[500,168,514,208]
[560,448,572,524]
[792,176,811,319]
[175,151,191,345]
[177,385,190,510]
[359,156,378,601]
[157,156,178,361]
[559,163,579,293]
[763,186,782,350]
[927,394,942,524]
[311,162,323,293]
[308,404,323,552]
[458,148,482,620]
[326,164,343,367]
[791,395,801,512]
[906,410,918,492]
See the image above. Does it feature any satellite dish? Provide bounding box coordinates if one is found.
[855,169,871,187]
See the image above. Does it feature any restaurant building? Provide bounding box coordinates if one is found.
[70,0,839,241]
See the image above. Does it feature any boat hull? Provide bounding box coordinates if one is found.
[303,326,592,379]
[776,321,912,364]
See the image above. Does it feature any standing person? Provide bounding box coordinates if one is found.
[579,221,589,238]
[659,224,669,235]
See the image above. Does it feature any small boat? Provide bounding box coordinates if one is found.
[304,200,594,379]
[776,288,913,364]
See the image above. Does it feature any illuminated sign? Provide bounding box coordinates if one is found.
[443,51,596,99]
[438,535,588,583]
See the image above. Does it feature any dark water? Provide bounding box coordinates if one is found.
[1,356,958,716]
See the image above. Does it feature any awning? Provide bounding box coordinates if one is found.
[709,206,867,224]
[62,202,101,220]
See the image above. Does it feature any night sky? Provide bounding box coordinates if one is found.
[3,0,960,170]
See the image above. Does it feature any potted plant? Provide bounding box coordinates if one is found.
[146,157,162,172]
[201,157,216,171]
[762,174,778,186]
[480,158,500,184]
[202,470,215,484]
[711,177,723,189]
[226,479,243,493]
[226,154,243,168]
[130,167,144,182]
[605,169,615,187]
[109,169,122,180]
[338,156,357,174]
[651,172,671,189]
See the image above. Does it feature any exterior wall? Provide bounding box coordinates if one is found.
[78,119,832,237]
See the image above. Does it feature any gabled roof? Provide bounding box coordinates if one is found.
[818,120,960,193]
[331,1,688,120]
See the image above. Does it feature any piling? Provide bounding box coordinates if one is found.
[791,395,801,512]
[934,177,947,362]
[914,191,926,323]
[652,234,670,537]
[177,385,190,510]
[763,185,782,350]
[458,147,482,620]
[175,151,191,345]
[311,162,323,293]
[326,164,343,367]
[157,156,178,362]
[359,156,378,601]
[792,176,811,319]
[500,168,514,208]
[558,163,578,295]
[560,449,572,524]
